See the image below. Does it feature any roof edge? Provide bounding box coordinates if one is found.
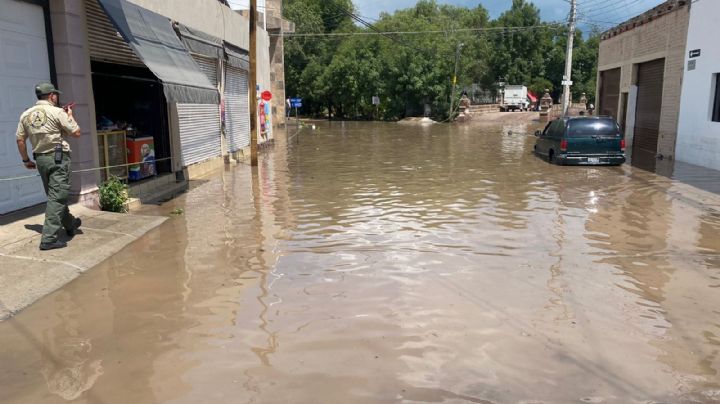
[600,0,687,41]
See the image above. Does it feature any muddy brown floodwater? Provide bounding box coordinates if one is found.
[2,119,720,404]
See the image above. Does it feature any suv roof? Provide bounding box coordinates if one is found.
[563,116,615,121]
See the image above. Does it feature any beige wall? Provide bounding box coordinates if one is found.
[257,29,271,95]
[128,0,249,49]
[596,4,689,158]
[50,0,100,206]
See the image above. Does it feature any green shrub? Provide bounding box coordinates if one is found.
[99,176,128,213]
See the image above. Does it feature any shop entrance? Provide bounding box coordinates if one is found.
[91,62,172,181]
[633,58,665,158]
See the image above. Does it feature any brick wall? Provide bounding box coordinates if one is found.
[597,2,689,158]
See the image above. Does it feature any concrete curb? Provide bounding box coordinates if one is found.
[0,205,167,321]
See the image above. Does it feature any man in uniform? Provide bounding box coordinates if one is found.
[16,82,82,251]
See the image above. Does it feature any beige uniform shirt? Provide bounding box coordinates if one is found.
[16,100,79,154]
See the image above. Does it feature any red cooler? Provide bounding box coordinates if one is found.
[126,136,156,181]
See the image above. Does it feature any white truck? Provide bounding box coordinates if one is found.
[500,85,530,112]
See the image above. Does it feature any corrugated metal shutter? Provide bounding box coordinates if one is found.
[177,104,221,166]
[85,0,143,66]
[191,55,218,88]
[633,58,665,156]
[599,68,620,120]
[225,65,250,151]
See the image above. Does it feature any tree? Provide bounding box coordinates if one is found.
[282,0,600,119]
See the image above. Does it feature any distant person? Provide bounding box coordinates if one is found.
[286,98,291,117]
[16,82,82,250]
[587,103,595,115]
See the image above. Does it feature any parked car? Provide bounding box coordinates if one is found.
[533,116,626,165]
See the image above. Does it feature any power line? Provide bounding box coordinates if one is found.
[274,24,564,38]
[577,0,658,21]
[330,3,429,55]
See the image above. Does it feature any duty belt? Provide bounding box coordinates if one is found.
[33,151,69,159]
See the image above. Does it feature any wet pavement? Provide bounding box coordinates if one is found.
[1,120,720,403]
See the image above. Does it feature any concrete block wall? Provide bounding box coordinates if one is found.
[597,3,689,159]
[49,0,100,206]
[269,34,286,126]
[267,0,287,127]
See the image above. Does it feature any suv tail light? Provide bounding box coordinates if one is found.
[620,139,626,151]
[560,139,568,151]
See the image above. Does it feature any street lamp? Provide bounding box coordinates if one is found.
[448,42,465,119]
[498,77,506,105]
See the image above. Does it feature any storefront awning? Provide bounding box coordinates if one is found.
[224,42,250,71]
[175,23,223,60]
[175,23,249,71]
[97,0,219,104]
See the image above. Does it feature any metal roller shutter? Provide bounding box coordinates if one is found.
[0,0,51,214]
[177,104,221,166]
[225,66,250,151]
[633,59,665,156]
[191,55,218,88]
[599,68,621,120]
[85,0,143,66]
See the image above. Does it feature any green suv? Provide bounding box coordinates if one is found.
[534,116,626,166]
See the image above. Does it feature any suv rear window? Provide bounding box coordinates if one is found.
[567,120,620,137]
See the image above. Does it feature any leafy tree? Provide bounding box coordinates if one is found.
[282,0,600,120]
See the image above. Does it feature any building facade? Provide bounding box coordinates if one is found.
[596,0,689,161]
[1,0,282,214]
[675,0,720,171]
[265,0,294,127]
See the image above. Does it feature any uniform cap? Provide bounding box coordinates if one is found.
[35,82,62,97]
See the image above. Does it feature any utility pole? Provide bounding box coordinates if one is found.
[561,0,577,117]
[249,0,258,166]
[448,42,463,119]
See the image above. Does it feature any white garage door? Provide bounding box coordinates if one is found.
[0,0,52,214]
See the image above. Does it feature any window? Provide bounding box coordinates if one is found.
[568,119,621,138]
[713,73,720,122]
[541,121,552,136]
[545,121,560,138]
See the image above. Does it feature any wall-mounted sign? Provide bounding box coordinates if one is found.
[689,49,701,58]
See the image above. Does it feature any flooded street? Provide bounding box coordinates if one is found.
[2,119,720,403]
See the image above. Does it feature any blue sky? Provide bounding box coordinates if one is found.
[353,0,667,31]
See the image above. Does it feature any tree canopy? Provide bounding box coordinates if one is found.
[283,0,600,121]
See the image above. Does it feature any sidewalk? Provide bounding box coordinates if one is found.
[0,205,166,321]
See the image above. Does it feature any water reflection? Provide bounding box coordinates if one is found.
[39,291,104,401]
[0,121,719,403]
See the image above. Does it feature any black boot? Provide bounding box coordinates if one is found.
[66,218,82,236]
[40,240,67,251]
